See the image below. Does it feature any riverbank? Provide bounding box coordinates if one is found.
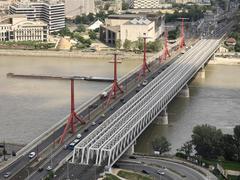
[209,57,240,65]
[0,49,151,61]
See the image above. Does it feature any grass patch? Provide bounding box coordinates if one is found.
[103,173,121,180]
[202,159,240,171]
[228,175,240,180]
[117,170,153,180]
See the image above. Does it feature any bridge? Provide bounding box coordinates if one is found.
[72,38,223,168]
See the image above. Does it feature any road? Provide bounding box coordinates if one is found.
[117,156,213,180]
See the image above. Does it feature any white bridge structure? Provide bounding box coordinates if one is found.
[72,38,223,167]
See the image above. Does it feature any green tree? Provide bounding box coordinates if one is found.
[58,26,72,37]
[122,2,129,10]
[137,38,144,51]
[222,134,237,161]
[115,39,122,49]
[123,39,132,51]
[152,136,171,155]
[88,30,97,40]
[234,125,240,161]
[177,141,193,157]
[191,124,223,159]
[75,24,86,32]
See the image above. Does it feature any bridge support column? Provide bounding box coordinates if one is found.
[196,67,205,79]
[155,108,168,125]
[125,142,135,155]
[178,85,190,98]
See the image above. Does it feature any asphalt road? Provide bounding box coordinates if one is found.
[118,156,208,180]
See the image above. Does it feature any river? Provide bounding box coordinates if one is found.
[0,56,240,154]
[0,55,141,144]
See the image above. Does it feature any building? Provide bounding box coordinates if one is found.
[65,0,95,18]
[0,0,16,14]
[129,0,167,9]
[9,0,65,32]
[0,15,48,41]
[100,14,165,46]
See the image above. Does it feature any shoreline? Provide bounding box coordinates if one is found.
[209,57,240,65]
[0,49,151,60]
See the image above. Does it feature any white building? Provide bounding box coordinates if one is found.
[129,0,166,9]
[100,14,165,46]
[0,15,48,41]
[9,0,65,32]
[65,0,95,18]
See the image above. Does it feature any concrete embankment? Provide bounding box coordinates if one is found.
[209,57,240,65]
[0,49,147,60]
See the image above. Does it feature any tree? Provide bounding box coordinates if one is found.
[123,39,132,51]
[122,2,129,10]
[191,124,223,159]
[177,141,193,157]
[58,27,72,37]
[115,39,122,49]
[137,38,144,51]
[88,30,97,40]
[234,125,240,161]
[221,134,237,161]
[75,24,86,32]
[152,136,171,155]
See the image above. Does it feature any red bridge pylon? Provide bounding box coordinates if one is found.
[178,17,189,49]
[60,79,85,143]
[159,27,170,64]
[138,34,151,80]
[106,52,124,105]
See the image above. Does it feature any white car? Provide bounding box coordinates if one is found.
[92,122,96,126]
[28,152,36,159]
[46,165,52,171]
[142,80,148,86]
[77,133,82,139]
[157,170,165,175]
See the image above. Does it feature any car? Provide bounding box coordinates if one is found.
[112,164,120,168]
[3,172,11,178]
[92,121,96,126]
[137,83,141,88]
[129,156,136,159]
[135,88,140,93]
[101,113,106,118]
[38,167,43,172]
[141,170,149,174]
[110,106,114,110]
[68,142,76,150]
[98,121,103,124]
[151,76,155,79]
[46,165,52,171]
[28,151,36,159]
[157,171,165,175]
[84,128,89,133]
[142,80,148,86]
[77,133,82,139]
[120,98,126,103]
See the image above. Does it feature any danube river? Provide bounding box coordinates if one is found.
[0,55,240,154]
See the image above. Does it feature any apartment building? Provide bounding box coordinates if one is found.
[9,0,65,32]
[0,14,48,41]
[65,0,95,18]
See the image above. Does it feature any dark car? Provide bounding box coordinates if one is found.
[120,98,125,103]
[112,164,120,168]
[38,167,43,172]
[141,170,149,174]
[129,156,136,159]
[84,128,89,133]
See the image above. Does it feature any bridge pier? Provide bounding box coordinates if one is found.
[155,108,168,125]
[196,67,205,79]
[178,85,190,98]
[125,142,135,155]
